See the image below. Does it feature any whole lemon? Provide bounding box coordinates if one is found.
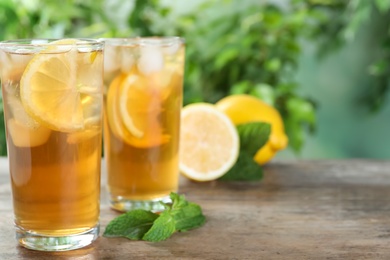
[215,94,288,165]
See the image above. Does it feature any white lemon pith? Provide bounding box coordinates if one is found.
[179,103,239,182]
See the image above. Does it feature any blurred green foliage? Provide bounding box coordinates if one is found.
[175,1,320,151]
[0,0,389,156]
[346,0,390,112]
[307,0,390,112]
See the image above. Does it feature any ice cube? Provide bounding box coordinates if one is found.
[163,42,181,55]
[80,94,102,128]
[120,46,135,73]
[0,52,32,82]
[0,51,11,78]
[7,118,51,148]
[7,95,40,129]
[11,52,32,67]
[137,46,164,75]
[83,116,101,128]
[76,52,103,96]
[104,45,120,73]
[67,129,99,144]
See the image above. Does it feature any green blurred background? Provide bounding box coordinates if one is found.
[0,0,389,160]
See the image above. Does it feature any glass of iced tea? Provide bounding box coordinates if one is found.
[0,39,103,251]
[102,37,185,212]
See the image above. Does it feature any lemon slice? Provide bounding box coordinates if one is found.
[106,73,127,139]
[106,70,171,148]
[179,103,239,181]
[20,39,100,132]
[118,75,144,138]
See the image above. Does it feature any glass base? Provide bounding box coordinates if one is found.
[16,224,99,251]
[110,195,172,212]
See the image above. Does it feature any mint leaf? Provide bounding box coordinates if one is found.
[143,211,176,242]
[237,122,271,156]
[103,192,206,242]
[172,203,206,231]
[219,153,263,181]
[169,192,205,231]
[103,209,158,240]
[142,193,206,241]
[219,122,270,181]
[170,192,188,209]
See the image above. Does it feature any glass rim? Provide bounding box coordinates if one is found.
[100,36,185,46]
[0,38,103,53]
[0,38,103,49]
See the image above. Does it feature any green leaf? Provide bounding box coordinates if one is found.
[103,193,206,242]
[170,192,188,209]
[230,81,252,95]
[143,211,176,242]
[237,122,271,157]
[368,60,388,76]
[265,58,281,72]
[219,122,270,181]
[172,203,206,232]
[214,48,239,69]
[286,97,316,131]
[249,83,275,106]
[169,192,206,232]
[375,0,390,13]
[219,153,263,181]
[103,209,159,240]
[285,117,304,152]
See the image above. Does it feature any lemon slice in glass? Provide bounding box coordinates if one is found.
[106,70,171,148]
[20,39,99,132]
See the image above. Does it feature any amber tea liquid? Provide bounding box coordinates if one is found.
[9,131,101,235]
[103,37,184,211]
[0,39,103,251]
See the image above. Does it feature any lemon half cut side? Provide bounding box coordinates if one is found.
[179,103,239,182]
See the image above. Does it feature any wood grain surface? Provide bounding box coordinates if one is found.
[1,158,390,259]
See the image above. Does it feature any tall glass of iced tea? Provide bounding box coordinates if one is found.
[102,37,184,212]
[0,39,103,251]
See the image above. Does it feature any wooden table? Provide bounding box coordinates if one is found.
[1,158,390,259]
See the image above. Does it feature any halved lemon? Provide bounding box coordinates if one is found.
[20,39,101,132]
[215,94,288,165]
[179,103,239,182]
[106,68,171,148]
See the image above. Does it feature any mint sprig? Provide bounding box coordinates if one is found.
[103,209,158,240]
[219,122,271,181]
[142,210,176,242]
[103,192,206,242]
[169,192,206,232]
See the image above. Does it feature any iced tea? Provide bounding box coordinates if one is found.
[103,37,184,211]
[0,39,103,251]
